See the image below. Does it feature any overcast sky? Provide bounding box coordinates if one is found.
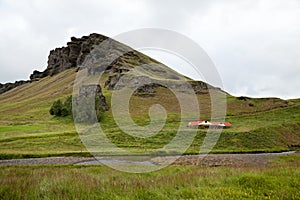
[0,0,299,99]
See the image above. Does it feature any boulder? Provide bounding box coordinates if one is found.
[78,85,109,111]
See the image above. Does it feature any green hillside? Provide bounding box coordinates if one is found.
[0,33,299,158]
[0,66,299,158]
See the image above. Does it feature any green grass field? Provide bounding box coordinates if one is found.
[0,69,299,158]
[0,155,299,199]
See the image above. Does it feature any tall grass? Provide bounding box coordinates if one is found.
[0,155,299,199]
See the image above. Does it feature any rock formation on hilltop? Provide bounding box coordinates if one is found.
[30,33,109,80]
[1,33,214,96]
[0,34,109,94]
[30,33,213,94]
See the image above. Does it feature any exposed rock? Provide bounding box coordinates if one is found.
[134,83,161,97]
[30,33,109,80]
[0,80,32,94]
[237,96,250,101]
[46,47,72,76]
[1,33,220,97]
[249,102,254,107]
[102,63,213,96]
[78,85,109,111]
[29,70,47,80]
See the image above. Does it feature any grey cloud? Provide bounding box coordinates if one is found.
[0,0,299,99]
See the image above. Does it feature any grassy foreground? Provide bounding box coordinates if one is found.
[0,155,299,200]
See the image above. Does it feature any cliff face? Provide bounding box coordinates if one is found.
[30,33,108,80]
[0,34,109,94]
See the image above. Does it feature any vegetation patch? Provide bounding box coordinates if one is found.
[0,155,299,199]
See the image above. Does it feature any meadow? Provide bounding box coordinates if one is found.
[0,101,299,158]
[0,154,299,199]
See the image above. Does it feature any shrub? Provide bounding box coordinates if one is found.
[61,107,69,117]
[49,99,63,116]
[50,95,104,122]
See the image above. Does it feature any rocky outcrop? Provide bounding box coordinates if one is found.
[78,85,109,111]
[0,80,32,94]
[72,84,109,123]
[134,83,161,97]
[29,70,46,80]
[1,34,110,94]
[1,33,219,97]
[30,33,109,80]
[190,81,214,94]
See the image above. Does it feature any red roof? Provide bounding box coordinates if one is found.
[189,120,231,127]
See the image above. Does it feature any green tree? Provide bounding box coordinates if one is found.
[49,99,63,116]
[50,95,105,122]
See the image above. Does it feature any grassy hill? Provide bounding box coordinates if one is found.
[0,66,299,158]
[1,33,299,200]
[0,33,299,158]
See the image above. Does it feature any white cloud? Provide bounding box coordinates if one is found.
[0,0,299,99]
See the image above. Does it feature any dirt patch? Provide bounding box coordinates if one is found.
[151,152,298,167]
[151,154,270,167]
[0,152,297,167]
[0,157,95,166]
